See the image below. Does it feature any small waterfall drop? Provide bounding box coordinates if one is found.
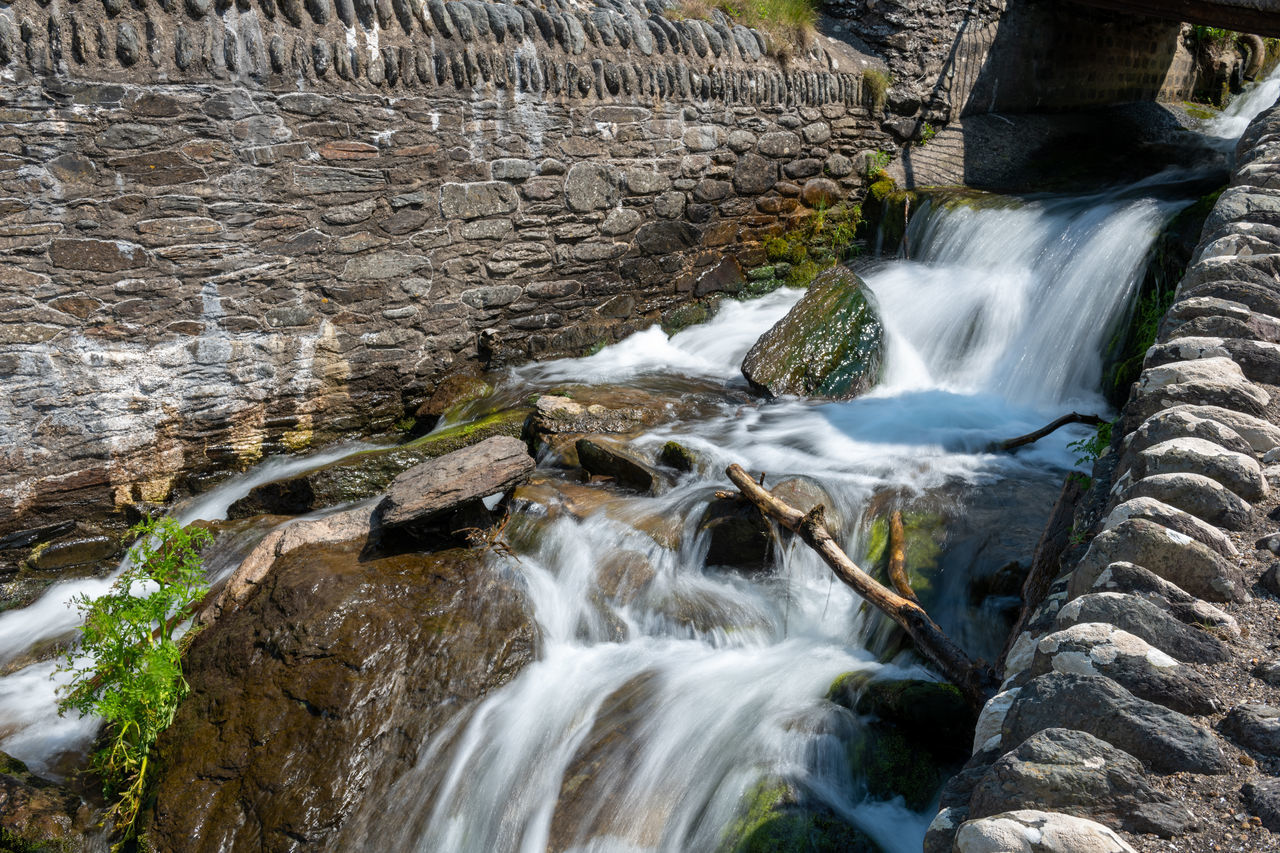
[1207,63,1280,139]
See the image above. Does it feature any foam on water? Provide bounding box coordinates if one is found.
[1207,64,1280,139]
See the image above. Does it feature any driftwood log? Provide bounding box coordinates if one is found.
[887,511,919,604]
[996,412,1104,451]
[726,464,996,709]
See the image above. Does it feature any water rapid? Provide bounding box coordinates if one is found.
[1207,63,1280,139]
[0,171,1209,848]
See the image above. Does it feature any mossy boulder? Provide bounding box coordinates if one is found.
[227,408,530,518]
[827,677,977,811]
[720,779,879,853]
[411,372,494,432]
[0,750,97,853]
[741,268,884,400]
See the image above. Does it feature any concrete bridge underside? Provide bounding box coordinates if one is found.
[1071,0,1280,38]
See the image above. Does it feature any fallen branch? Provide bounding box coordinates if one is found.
[887,511,919,604]
[995,412,1104,452]
[727,464,996,709]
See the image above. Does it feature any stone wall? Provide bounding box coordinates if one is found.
[926,94,1280,851]
[0,0,890,536]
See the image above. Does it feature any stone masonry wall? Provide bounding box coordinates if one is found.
[925,95,1280,851]
[0,0,889,535]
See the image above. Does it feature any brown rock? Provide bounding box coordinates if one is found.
[378,435,535,529]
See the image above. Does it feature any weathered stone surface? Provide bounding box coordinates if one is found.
[378,435,535,528]
[48,237,147,271]
[1155,404,1280,454]
[1070,518,1248,603]
[1031,622,1217,714]
[1123,472,1253,530]
[1056,592,1232,664]
[968,728,1196,837]
[956,810,1137,853]
[564,162,618,211]
[1132,437,1267,501]
[1089,562,1239,638]
[439,180,520,219]
[1122,405,1255,461]
[1003,673,1229,775]
[151,541,535,852]
[741,268,883,400]
[1102,496,1237,559]
[1221,704,1280,756]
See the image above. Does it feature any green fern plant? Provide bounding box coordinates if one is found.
[56,517,211,851]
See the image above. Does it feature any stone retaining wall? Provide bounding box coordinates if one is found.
[0,0,889,537]
[925,95,1280,852]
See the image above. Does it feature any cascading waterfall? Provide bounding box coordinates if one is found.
[1207,63,1280,139]
[334,181,1196,852]
[0,170,1215,848]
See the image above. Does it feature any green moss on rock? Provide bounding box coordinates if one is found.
[720,779,880,853]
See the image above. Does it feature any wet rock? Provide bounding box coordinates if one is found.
[1089,562,1239,638]
[1133,437,1267,501]
[741,268,883,400]
[1102,497,1237,559]
[529,394,654,438]
[1056,592,1232,664]
[151,541,534,851]
[1122,472,1253,530]
[1069,518,1248,603]
[657,440,696,472]
[1221,704,1280,756]
[412,372,493,430]
[595,549,656,603]
[198,504,375,626]
[968,728,1196,837]
[0,751,97,852]
[1003,673,1229,775]
[24,531,119,572]
[1030,623,1217,715]
[1243,779,1280,832]
[379,435,535,530]
[718,777,878,853]
[956,809,1137,853]
[228,409,529,519]
[698,494,773,572]
[575,436,666,494]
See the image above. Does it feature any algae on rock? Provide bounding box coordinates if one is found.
[741,268,884,400]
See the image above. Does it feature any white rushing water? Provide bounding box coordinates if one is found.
[334,181,1194,853]
[1207,63,1280,139]
[0,172,1205,846]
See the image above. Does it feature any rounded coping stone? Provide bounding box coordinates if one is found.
[955,809,1137,853]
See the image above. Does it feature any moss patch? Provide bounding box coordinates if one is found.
[754,203,863,290]
[720,779,879,853]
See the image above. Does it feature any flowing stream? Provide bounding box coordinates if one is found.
[0,122,1259,848]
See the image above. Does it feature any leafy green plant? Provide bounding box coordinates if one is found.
[1194,26,1237,45]
[761,202,863,288]
[1067,419,1114,467]
[919,123,937,145]
[56,517,212,851]
[865,149,892,178]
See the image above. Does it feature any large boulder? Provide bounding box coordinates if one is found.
[1055,592,1231,664]
[377,435,535,530]
[968,728,1196,837]
[227,408,529,518]
[1121,472,1253,530]
[1002,673,1229,775]
[149,540,535,852]
[741,268,884,400]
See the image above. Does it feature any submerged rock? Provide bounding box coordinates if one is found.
[576,436,667,494]
[227,408,530,518]
[741,268,884,400]
[150,540,535,852]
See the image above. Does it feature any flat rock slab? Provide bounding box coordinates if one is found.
[968,728,1196,838]
[378,435,535,528]
[1003,673,1229,775]
[956,809,1137,853]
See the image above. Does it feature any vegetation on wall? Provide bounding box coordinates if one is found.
[56,517,212,851]
[667,0,819,52]
[758,202,863,289]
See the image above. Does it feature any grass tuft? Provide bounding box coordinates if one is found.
[670,0,818,53]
